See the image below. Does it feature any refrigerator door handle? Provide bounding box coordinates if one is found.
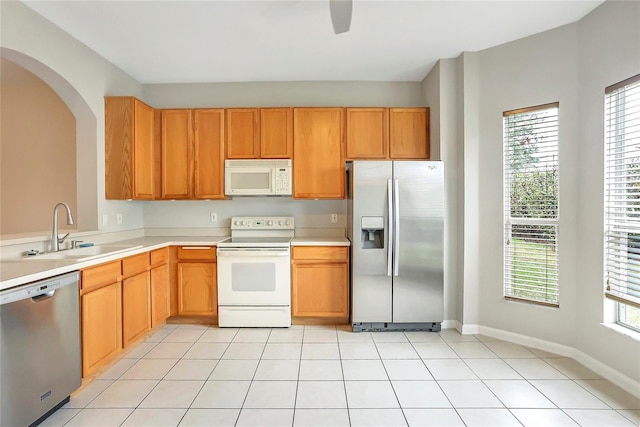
[394,178,400,276]
[387,178,393,277]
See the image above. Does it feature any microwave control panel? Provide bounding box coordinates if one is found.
[275,168,292,194]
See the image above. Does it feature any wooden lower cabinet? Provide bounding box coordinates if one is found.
[81,281,122,377]
[151,263,170,327]
[177,262,217,315]
[291,246,349,321]
[122,271,151,347]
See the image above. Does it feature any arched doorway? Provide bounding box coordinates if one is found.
[1,48,98,234]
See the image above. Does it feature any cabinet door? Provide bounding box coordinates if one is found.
[225,108,259,159]
[162,109,193,198]
[122,271,151,347]
[105,97,156,200]
[292,262,349,317]
[151,263,170,328]
[345,108,389,159]
[293,108,345,199]
[82,282,122,377]
[132,99,156,199]
[389,108,429,159]
[194,109,225,199]
[260,108,292,158]
[177,262,217,315]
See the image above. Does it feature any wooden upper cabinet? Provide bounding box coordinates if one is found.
[389,107,430,159]
[225,108,260,159]
[162,109,193,199]
[260,108,293,158]
[293,108,345,199]
[105,97,156,200]
[194,109,225,199]
[345,108,389,159]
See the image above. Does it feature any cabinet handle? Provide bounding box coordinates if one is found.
[180,246,213,250]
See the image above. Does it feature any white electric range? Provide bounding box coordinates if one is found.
[216,217,294,327]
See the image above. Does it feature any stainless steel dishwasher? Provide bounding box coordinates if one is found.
[1,271,81,427]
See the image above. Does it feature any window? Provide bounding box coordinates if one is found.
[504,103,559,306]
[604,73,640,332]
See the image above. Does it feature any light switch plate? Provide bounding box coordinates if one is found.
[210,212,218,222]
[116,213,123,224]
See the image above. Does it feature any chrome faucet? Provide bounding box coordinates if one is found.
[51,202,74,252]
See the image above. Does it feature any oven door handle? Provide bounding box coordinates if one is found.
[217,249,290,257]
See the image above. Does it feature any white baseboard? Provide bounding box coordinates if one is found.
[460,323,480,335]
[471,325,640,399]
[441,319,460,330]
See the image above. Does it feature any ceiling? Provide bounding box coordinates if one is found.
[22,0,603,84]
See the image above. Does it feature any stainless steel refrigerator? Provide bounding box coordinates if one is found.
[347,161,444,332]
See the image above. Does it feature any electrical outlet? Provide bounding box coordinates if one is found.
[331,213,338,223]
[210,212,218,222]
[116,213,123,224]
[102,214,108,226]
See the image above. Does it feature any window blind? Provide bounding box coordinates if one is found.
[605,74,640,310]
[504,103,559,306]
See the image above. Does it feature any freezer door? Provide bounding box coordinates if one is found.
[351,161,393,323]
[392,161,444,322]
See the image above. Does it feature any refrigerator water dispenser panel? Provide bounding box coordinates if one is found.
[361,216,384,249]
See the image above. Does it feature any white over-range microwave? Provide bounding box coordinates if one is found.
[224,159,292,196]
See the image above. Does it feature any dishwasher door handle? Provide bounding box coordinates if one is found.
[31,290,55,302]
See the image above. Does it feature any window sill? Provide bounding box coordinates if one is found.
[601,322,640,342]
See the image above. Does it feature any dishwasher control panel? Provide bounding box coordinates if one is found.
[0,271,79,305]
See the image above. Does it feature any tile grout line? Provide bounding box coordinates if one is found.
[233,328,270,427]
[176,324,236,427]
[406,332,462,424]
[333,325,351,427]
[117,324,205,426]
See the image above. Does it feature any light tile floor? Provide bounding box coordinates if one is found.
[40,324,640,427]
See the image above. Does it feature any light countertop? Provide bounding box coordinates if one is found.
[0,236,228,292]
[1,235,350,291]
[291,237,351,246]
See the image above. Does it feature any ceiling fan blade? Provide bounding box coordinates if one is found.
[329,0,352,34]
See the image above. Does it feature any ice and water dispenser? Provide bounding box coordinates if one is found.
[361,216,384,249]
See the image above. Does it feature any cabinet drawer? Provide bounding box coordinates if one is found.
[150,247,169,266]
[292,246,348,261]
[177,246,217,261]
[122,252,150,277]
[81,260,121,291]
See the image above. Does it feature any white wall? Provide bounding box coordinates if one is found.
[142,82,425,108]
[459,52,481,329]
[0,1,144,234]
[469,0,640,386]
[476,22,580,344]
[422,60,462,325]
[575,0,640,385]
[143,198,347,232]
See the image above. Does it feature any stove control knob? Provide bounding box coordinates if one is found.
[234,220,240,226]
[241,221,247,226]
[285,220,291,226]
[278,220,284,226]
[267,220,273,226]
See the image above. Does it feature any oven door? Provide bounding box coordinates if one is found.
[217,247,291,305]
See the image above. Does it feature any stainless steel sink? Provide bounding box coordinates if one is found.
[23,244,143,262]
